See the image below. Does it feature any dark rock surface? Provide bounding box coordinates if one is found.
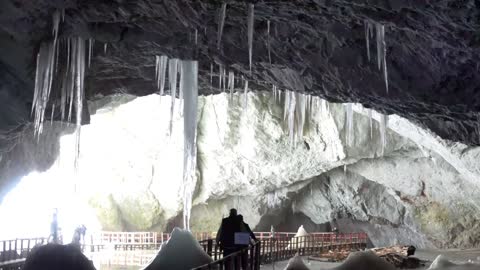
[0,0,479,146]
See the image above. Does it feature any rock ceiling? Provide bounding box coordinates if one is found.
[1,0,480,145]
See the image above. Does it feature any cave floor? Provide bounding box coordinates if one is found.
[91,248,480,270]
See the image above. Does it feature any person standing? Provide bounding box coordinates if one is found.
[216,209,242,257]
[50,209,59,244]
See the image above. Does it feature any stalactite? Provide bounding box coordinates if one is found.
[247,4,255,73]
[181,60,198,231]
[217,3,227,50]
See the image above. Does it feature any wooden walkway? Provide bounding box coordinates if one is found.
[0,231,368,270]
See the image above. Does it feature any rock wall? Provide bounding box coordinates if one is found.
[2,92,480,248]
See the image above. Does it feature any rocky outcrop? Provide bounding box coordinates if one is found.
[2,92,480,248]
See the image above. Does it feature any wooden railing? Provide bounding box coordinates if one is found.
[0,232,368,270]
[193,233,367,270]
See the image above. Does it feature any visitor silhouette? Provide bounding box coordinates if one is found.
[216,208,242,257]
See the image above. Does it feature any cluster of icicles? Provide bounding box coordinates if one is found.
[31,10,98,172]
[272,87,389,154]
[365,20,389,93]
[154,55,199,231]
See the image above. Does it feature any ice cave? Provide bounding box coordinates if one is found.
[1,1,480,270]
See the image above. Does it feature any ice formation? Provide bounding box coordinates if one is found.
[103,43,107,54]
[345,103,354,146]
[247,3,255,72]
[286,225,309,249]
[282,91,308,146]
[267,20,272,64]
[88,38,93,67]
[331,251,396,270]
[375,23,389,93]
[180,60,198,231]
[364,20,374,62]
[244,80,249,109]
[283,255,310,270]
[286,91,297,145]
[368,109,373,139]
[155,55,168,98]
[217,3,227,49]
[427,255,479,270]
[142,228,212,270]
[73,37,86,172]
[295,93,306,140]
[379,114,388,155]
[168,58,179,136]
[228,70,235,99]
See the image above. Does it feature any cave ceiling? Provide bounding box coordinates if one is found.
[1,0,480,145]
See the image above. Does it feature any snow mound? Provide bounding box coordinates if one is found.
[287,225,309,249]
[295,225,309,237]
[284,255,310,270]
[428,255,480,270]
[142,227,213,270]
[23,243,95,270]
[331,251,395,270]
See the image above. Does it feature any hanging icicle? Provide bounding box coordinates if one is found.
[345,103,354,147]
[380,24,389,93]
[287,91,296,145]
[73,37,86,172]
[228,71,235,99]
[181,60,198,231]
[155,55,168,97]
[267,20,272,65]
[168,59,179,136]
[295,93,306,141]
[368,109,373,139]
[247,4,255,73]
[217,3,227,50]
[104,43,108,54]
[243,80,249,110]
[365,20,371,62]
[379,114,388,155]
[88,38,94,67]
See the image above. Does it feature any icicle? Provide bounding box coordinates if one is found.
[88,38,93,67]
[287,91,296,145]
[376,23,382,71]
[181,60,198,231]
[156,55,168,97]
[243,80,248,109]
[379,114,388,155]
[194,28,198,45]
[344,165,347,175]
[365,20,371,62]
[217,64,223,91]
[345,103,354,147]
[73,37,86,172]
[210,63,213,86]
[381,24,389,93]
[179,63,184,114]
[295,93,306,141]
[222,67,226,92]
[168,59,179,136]
[32,41,56,136]
[368,109,373,139]
[267,20,272,65]
[217,3,227,49]
[284,90,290,121]
[50,103,55,125]
[247,4,255,73]
[104,43,108,54]
[228,71,235,99]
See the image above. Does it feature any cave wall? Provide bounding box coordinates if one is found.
[2,91,480,248]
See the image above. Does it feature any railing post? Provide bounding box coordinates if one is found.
[207,239,213,257]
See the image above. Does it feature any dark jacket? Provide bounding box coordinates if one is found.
[216,216,242,248]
